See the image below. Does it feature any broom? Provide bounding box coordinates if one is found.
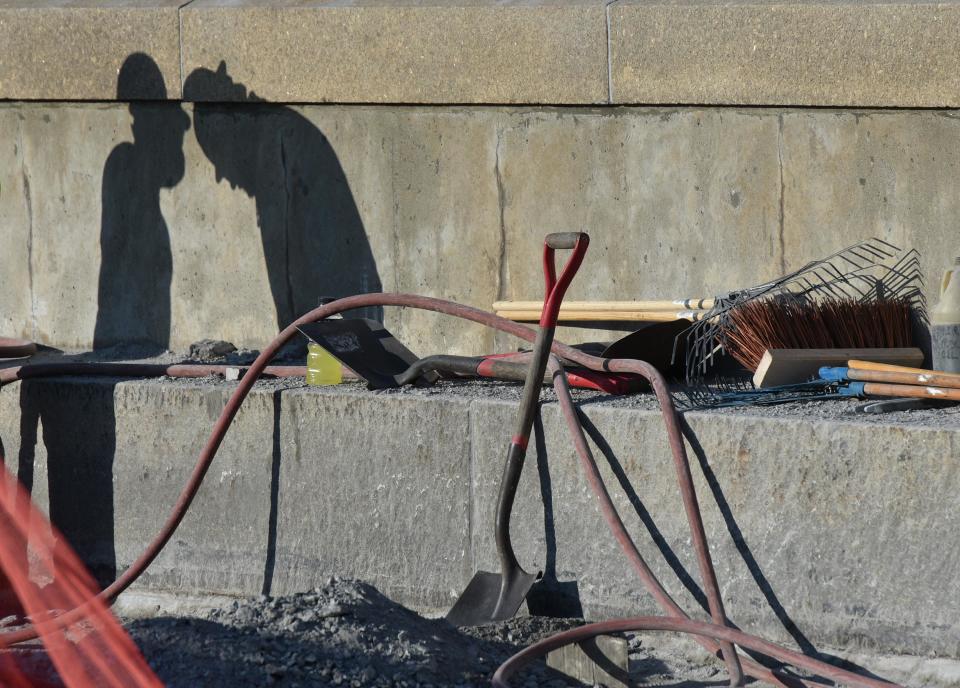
[683,239,926,389]
[722,294,923,387]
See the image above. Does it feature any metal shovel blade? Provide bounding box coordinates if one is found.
[445,568,540,627]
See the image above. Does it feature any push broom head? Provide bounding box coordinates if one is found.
[720,294,914,372]
[683,238,925,383]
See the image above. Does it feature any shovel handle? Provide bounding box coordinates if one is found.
[544,232,582,250]
[542,233,589,328]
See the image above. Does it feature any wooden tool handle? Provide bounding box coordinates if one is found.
[495,309,703,323]
[847,367,960,390]
[848,359,937,375]
[492,299,715,312]
[861,381,960,402]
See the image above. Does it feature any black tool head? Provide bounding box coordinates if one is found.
[601,319,691,376]
[297,319,426,390]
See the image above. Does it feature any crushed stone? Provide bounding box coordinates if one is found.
[123,578,723,687]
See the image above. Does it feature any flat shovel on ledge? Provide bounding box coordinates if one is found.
[445,231,590,627]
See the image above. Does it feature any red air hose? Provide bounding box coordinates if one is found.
[0,296,904,688]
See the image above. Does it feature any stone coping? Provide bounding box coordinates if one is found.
[1,0,959,106]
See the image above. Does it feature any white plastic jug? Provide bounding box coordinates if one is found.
[931,257,960,372]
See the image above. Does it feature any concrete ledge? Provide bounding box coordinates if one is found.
[1,376,958,676]
[180,0,608,104]
[609,0,960,108]
[3,0,960,105]
[0,1,183,101]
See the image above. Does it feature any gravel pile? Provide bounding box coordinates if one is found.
[127,578,577,688]
[124,578,722,688]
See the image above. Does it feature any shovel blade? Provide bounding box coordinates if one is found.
[445,569,540,627]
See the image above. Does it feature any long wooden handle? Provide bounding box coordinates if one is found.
[493,299,715,312]
[846,359,934,375]
[847,366,960,390]
[859,381,960,402]
[495,309,704,323]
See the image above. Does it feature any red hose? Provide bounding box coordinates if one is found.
[0,296,906,688]
[0,339,36,359]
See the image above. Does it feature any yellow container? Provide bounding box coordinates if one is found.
[306,342,342,385]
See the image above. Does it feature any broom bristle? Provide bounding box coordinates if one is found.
[722,296,914,371]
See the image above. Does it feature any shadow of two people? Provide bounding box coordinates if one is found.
[95,54,383,354]
[24,53,383,589]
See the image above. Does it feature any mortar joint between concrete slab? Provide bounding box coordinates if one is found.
[17,120,36,341]
[279,131,296,322]
[467,399,477,574]
[177,0,196,98]
[604,0,623,104]
[776,113,786,275]
[494,126,507,302]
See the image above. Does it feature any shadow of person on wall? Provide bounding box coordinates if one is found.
[14,53,191,590]
[182,62,383,339]
[93,52,190,354]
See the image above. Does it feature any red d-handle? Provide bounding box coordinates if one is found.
[541,232,589,327]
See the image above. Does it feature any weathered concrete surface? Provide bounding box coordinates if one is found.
[0,0,183,101]
[0,109,32,341]
[493,108,782,348]
[1,377,958,675]
[4,378,276,593]
[180,0,608,104]
[5,0,960,107]
[780,110,960,278]
[3,103,960,354]
[609,0,960,107]
[271,389,475,606]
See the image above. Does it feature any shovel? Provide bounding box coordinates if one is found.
[446,231,589,626]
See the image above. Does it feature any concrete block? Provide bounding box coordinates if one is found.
[0,1,183,101]
[609,0,960,107]
[0,378,276,595]
[469,401,960,658]
[17,104,126,350]
[272,387,474,607]
[0,108,33,340]
[779,110,960,302]
[493,108,782,347]
[386,109,504,357]
[181,0,608,105]
[16,102,194,351]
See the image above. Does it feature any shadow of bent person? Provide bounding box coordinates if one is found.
[94,52,189,354]
[183,62,384,336]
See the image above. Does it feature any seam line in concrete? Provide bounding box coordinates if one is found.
[17,120,36,341]
[776,113,786,275]
[177,0,196,97]
[279,132,296,322]
[604,0,622,104]
[390,118,400,293]
[467,400,476,573]
[494,126,507,303]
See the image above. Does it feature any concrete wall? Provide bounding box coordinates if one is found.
[0,377,956,685]
[3,102,960,355]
